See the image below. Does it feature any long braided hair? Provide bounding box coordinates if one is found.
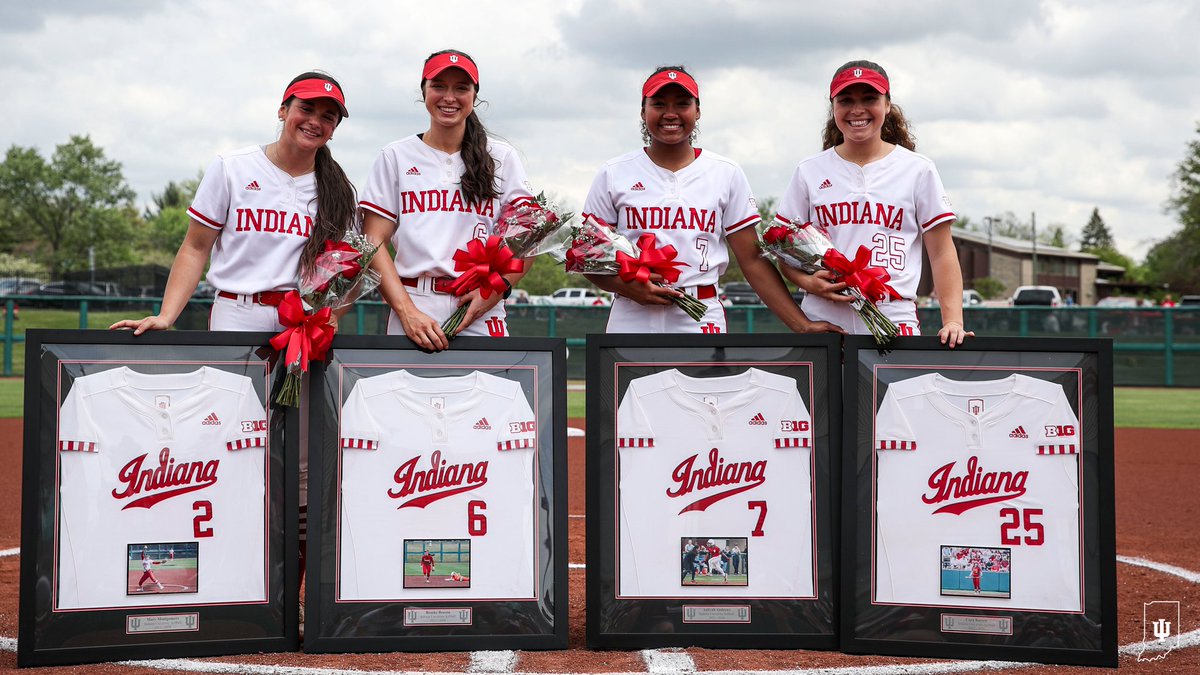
[281,71,357,276]
[421,49,498,208]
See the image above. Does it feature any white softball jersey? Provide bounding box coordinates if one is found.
[55,367,268,610]
[776,145,955,332]
[337,370,538,601]
[583,149,760,333]
[616,368,816,598]
[188,146,315,296]
[873,373,1083,612]
[359,135,535,280]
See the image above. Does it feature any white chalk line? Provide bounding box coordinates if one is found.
[0,547,19,558]
[468,649,517,673]
[0,556,1193,674]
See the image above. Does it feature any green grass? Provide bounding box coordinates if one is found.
[1114,388,1200,429]
[2,307,145,378]
[568,388,584,418]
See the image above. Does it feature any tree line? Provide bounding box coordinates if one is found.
[2,130,1199,295]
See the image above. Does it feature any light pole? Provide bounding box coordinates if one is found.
[983,216,995,278]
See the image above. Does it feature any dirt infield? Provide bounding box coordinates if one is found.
[127,566,199,595]
[1,419,1197,673]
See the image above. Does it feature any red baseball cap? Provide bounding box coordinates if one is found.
[642,69,699,98]
[829,66,889,98]
[423,52,480,84]
[282,78,349,118]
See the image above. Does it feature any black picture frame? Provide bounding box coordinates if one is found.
[840,336,1117,667]
[303,335,568,652]
[586,333,841,649]
[18,329,299,667]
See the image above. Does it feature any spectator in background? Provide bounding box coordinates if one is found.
[1162,294,1177,307]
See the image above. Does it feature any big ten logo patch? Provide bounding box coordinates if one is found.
[508,420,536,434]
[1044,425,1075,437]
[240,419,267,433]
[780,420,810,432]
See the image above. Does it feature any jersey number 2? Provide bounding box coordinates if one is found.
[193,500,213,538]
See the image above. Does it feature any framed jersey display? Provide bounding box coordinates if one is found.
[303,335,568,652]
[18,330,298,667]
[841,336,1116,667]
[586,334,841,649]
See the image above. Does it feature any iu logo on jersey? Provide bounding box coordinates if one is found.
[485,317,506,337]
[112,447,219,510]
[389,450,488,508]
[667,447,766,514]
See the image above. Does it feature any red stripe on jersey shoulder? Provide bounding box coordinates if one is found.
[774,214,795,225]
[774,437,810,448]
[227,436,265,451]
[358,200,398,221]
[1037,444,1078,455]
[618,437,654,448]
[341,437,378,450]
[920,212,955,230]
[59,440,97,452]
[877,439,917,451]
[510,195,536,208]
[725,214,760,233]
[187,207,224,230]
[498,438,535,451]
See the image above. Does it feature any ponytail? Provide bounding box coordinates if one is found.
[459,109,499,208]
[300,144,356,275]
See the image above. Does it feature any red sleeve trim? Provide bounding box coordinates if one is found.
[359,200,397,221]
[921,212,955,230]
[725,214,760,232]
[187,207,223,230]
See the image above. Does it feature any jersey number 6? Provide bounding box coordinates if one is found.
[468,500,487,536]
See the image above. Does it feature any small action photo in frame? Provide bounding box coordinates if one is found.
[939,546,1010,599]
[680,538,748,588]
[403,539,471,589]
[127,542,198,596]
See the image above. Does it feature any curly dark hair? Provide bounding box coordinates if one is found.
[821,60,916,151]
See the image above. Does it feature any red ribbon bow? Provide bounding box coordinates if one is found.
[448,236,524,298]
[270,291,334,372]
[823,245,903,303]
[616,233,687,284]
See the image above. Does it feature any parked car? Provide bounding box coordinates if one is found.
[1179,295,1200,306]
[963,289,984,307]
[721,282,761,305]
[1010,285,1062,307]
[547,287,610,306]
[1096,296,1140,308]
[0,279,43,296]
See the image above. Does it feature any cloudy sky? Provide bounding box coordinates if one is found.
[2,0,1197,259]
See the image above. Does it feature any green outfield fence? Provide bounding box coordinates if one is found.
[4,295,1199,386]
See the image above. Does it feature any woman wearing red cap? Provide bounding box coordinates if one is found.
[775,60,972,346]
[113,71,356,333]
[360,49,535,351]
[582,65,840,334]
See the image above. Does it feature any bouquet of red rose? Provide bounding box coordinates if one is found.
[546,215,708,321]
[272,232,381,406]
[758,217,901,345]
[440,193,572,336]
